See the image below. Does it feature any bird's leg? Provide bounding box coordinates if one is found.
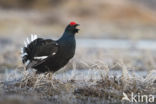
[46,72,53,80]
[45,71,56,89]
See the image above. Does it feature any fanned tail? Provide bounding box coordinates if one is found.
[21,34,38,67]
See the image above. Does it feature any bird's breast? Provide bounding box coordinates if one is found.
[58,39,76,59]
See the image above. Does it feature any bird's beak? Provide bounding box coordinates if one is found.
[76,24,80,26]
[75,24,80,29]
[75,24,80,33]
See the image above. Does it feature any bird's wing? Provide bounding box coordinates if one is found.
[22,36,59,69]
[31,38,58,58]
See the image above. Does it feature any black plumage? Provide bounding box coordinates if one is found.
[21,22,79,73]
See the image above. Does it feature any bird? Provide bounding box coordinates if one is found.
[21,21,79,73]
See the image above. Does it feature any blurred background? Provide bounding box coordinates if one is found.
[0,0,156,71]
[0,0,156,39]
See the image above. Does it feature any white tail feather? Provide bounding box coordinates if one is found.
[25,60,30,66]
[21,52,28,57]
[24,41,27,47]
[23,34,38,48]
[34,34,37,40]
[27,38,30,44]
[21,48,24,53]
[31,34,34,41]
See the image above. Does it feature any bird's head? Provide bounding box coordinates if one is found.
[65,21,80,34]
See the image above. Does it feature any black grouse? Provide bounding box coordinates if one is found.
[21,21,79,73]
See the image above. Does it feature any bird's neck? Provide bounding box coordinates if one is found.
[58,31,75,42]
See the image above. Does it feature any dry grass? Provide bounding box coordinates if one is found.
[0,59,155,104]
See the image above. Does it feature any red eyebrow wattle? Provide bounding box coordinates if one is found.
[70,21,77,26]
